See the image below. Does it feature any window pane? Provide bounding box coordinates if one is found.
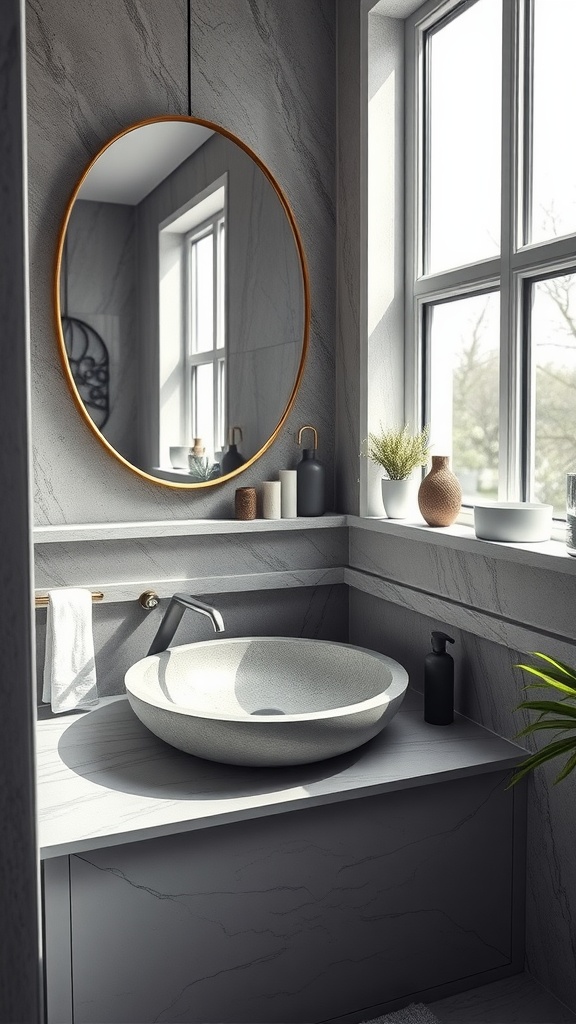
[531,273,576,516]
[192,362,214,457]
[530,1,576,244]
[428,292,500,503]
[426,0,502,274]
[191,232,214,354]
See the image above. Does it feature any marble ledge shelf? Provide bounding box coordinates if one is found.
[37,693,526,860]
[32,512,576,575]
[33,514,347,545]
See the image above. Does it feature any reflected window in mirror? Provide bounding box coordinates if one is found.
[158,176,227,477]
[187,209,226,463]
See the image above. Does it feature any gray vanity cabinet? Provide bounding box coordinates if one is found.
[43,771,525,1024]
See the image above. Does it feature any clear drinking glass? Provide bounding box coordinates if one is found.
[566,474,576,556]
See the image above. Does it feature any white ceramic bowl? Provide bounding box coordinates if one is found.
[473,502,553,543]
[125,637,409,767]
[169,446,190,470]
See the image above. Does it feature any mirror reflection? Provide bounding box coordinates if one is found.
[58,117,307,486]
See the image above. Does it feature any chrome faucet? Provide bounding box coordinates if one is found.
[147,593,225,656]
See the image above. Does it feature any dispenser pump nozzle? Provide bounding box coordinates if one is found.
[431,630,455,654]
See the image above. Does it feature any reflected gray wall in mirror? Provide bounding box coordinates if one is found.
[58,117,307,487]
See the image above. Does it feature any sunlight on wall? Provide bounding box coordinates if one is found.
[364,14,405,517]
[368,69,395,338]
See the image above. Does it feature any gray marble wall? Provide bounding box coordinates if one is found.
[1,0,41,1019]
[28,0,335,525]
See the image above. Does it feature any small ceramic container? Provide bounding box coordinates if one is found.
[169,446,190,470]
[473,502,553,543]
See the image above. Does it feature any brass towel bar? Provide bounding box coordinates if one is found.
[34,591,104,608]
[34,590,160,609]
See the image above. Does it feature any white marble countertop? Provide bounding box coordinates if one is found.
[37,692,526,860]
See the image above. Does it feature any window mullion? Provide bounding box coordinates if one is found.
[404,10,423,438]
[498,0,522,500]
[212,223,219,451]
[184,239,194,441]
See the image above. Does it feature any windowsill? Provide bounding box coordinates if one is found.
[348,514,576,575]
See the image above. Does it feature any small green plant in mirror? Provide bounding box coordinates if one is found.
[361,425,430,480]
[509,652,576,786]
[187,460,222,482]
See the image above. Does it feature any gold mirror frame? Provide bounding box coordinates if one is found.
[53,115,310,489]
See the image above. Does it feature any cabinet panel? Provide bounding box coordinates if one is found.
[42,858,73,1024]
[67,773,517,1024]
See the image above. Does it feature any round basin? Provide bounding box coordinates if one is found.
[124,637,409,767]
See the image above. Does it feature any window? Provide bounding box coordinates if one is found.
[407,0,576,518]
[158,179,226,472]
[186,213,226,458]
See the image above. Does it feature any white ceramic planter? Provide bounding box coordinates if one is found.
[381,477,416,519]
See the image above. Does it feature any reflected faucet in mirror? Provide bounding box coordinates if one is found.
[55,116,309,489]
[147,594,225,657]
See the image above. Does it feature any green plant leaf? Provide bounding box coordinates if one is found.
[517,665,576,697]
[507,736,576,787]
[515,720,576,738]
[528,652,576,683]
[554,750,576,784]
[515,700,576,718]
[362,424,430,479]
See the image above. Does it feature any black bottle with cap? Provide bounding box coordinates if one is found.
[296,425,325,516]
[221,426,246,475]
[424,630,455,725]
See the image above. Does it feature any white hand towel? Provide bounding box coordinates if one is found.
[42,588,99,713]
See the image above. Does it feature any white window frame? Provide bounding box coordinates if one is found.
[405,0,576,522]
[185,212,226,454]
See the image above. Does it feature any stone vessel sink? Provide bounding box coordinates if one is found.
[124,637,409,767]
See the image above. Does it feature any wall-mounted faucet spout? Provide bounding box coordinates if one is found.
[147,593,225,656]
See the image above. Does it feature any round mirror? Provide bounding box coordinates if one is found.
[55,116,309,488]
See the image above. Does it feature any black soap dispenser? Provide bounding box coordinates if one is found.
[296,425,325,516]
[424,631,455,725]
[221,426,246,475]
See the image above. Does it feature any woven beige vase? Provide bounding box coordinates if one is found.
[418,456,461,527]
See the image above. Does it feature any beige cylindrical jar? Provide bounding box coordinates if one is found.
[262,480,282,520]
[418,456,461,527]
[279,470,298,518]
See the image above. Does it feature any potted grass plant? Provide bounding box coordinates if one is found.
[509,652,576,786]
[362,424,430,519]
